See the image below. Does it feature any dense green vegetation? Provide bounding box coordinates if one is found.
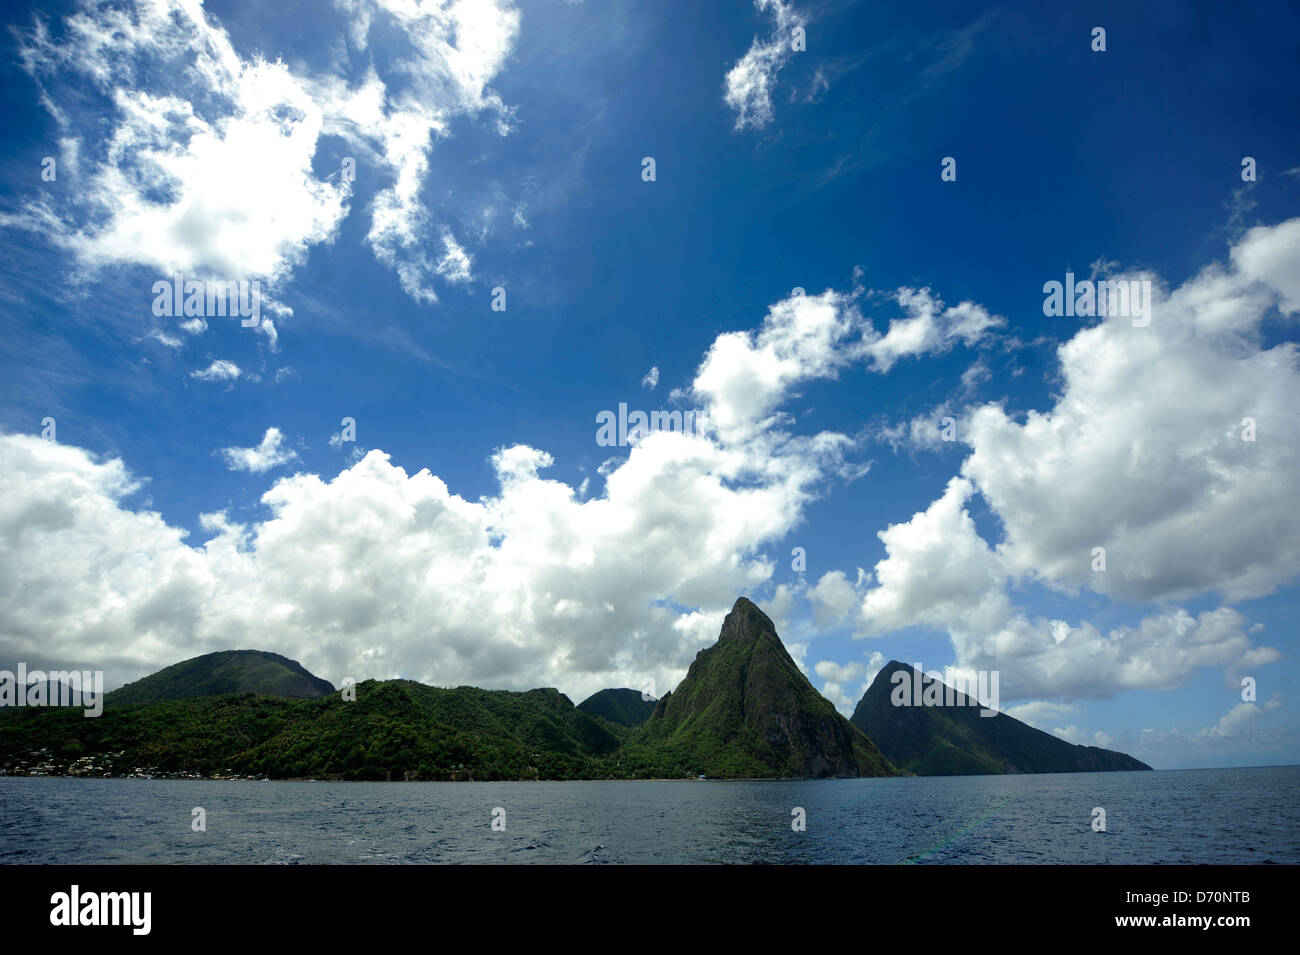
[2,681,626,780]
[849,661,1152,775]
[622,599,897,778]
[45,600,1188,783]
[3,625,1152,781]
[106,650,334,704]
[576,688,657,727]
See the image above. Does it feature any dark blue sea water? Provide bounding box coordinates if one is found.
[1,767,1296,864]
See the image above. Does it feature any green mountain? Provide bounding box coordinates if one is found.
[849,661,1152,775]
[623,597,897,778]
[2,680,623,780]
[105,650,335,704]
[577,688,657,727]
[1,601,897,780]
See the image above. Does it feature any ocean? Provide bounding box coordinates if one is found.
[1,766,1296,864]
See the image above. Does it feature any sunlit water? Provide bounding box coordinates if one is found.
[2,767,1295,864]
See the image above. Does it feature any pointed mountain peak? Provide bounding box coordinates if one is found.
[852,661,1152,775]
[634,596,897,778]
[719,596,779,643]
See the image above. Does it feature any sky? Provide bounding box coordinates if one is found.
[1,0,1298,771]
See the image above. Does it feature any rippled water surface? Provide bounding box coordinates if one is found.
[2,767,1296,864]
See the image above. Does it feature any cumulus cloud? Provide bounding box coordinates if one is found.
[843,469,1280,700]
[689,287,1000,441]
[808,568,863,627]
[1194,695,1282,740]
[0,282,907,700]
[867,288,1003,373]
[814,651,884,714]
[723,0,806,130]
[814,659,863,683]
[0,429,799,700]
[817,678,859,712]
[641,366,660,389]
[220,428,299,474]
[829,219,1300,702]
[963,220,1300,605]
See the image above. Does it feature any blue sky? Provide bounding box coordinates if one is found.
[2,0,1298,769]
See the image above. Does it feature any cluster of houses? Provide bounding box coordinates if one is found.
[0,748,264,781]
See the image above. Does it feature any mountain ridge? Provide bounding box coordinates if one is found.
[5,611,1152,780]
[1,598,899,780]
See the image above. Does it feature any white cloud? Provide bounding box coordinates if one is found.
[690,286,1003,443]
[858,477,1012,637]
[723,0,806,131]
[435,228,474,284]
[817,218,1300,702]
[844,471,1281,700]
[1194,695,1282,740]
[814,659,863,683]
[189,360,241,382]
[641,366,660,389]
[14,2,349,286]
[963,219,1300,605]
[0,280,902,700]
[813,651,884,715]
[11,0,521,307]
[337,0,519,302]
[817,679,859,712]
[0,429,801,700]
[868,289,1003,373]
[808,568,861,627]
[691,289,866,438]
[1232,218,1300,314]
[862,651,886,691]
[220,428,299,474]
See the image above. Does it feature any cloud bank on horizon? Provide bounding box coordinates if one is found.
[4,220,1296,720]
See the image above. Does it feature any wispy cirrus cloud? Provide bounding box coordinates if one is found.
[723,0,807,131]
[189,359,241,383]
